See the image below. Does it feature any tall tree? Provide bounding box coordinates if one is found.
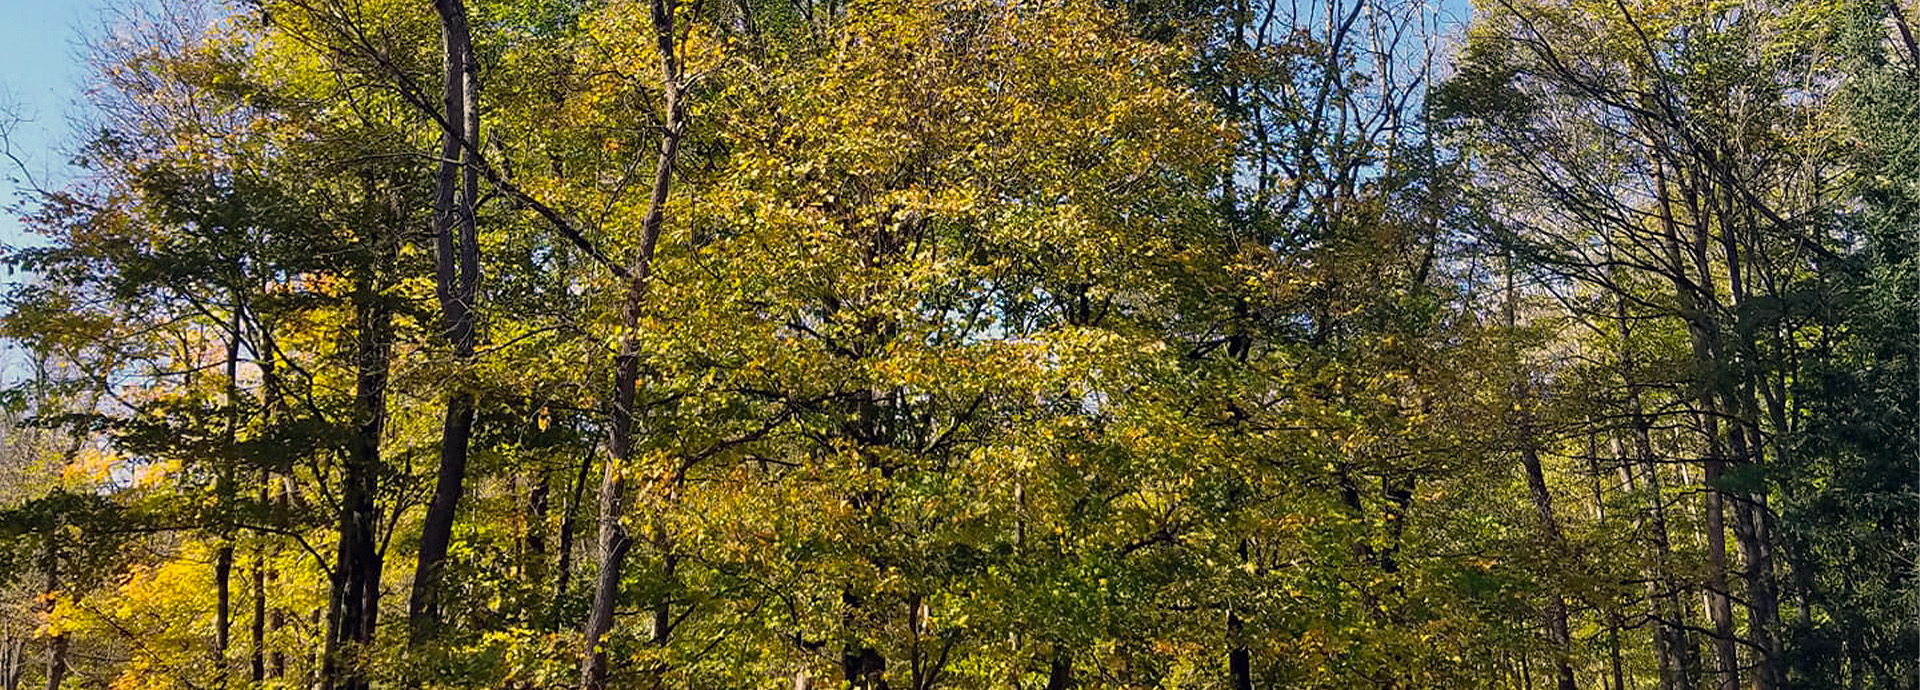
[408,0,485,644]
[579,0,691,684]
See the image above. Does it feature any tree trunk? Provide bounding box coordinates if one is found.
[1380,475,1412,586]
[214,524,233,683]
[1228,538,1252,690]
[40,530,63,690]
[1628,427,1683,690]
[410,0,484,644]
[322,271,393,690]
[260,321,288,681]
[195,297,264,684]
[250,479,267,683]
[842,648,889,690]
[1507,260,1574,690]
[842,621,890,690]
[2,636,23,690]
[1651,156,1740,690]
[213,300,244,687]
[1700,419,1741,690]
[1045,647,1073,690]
[1615,294,1689,690]
[580,0,687,684]
[1520,446,1578,690]
[580,451,633,690]
[1227,609,1252,690]
[552,444,592,617]
[526,458,551,584]
[1715,201,1784,690]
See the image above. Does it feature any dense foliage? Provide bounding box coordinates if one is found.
[0,0,1911,688]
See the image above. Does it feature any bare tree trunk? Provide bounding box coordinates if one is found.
[580,451,633,690]
[323,266,393,690]
[1227,608,1252,690]
[552,444,592,616]
[1715,199,1784,690]
[2,636,24,690]
[840,593,889,690]
[214,512,233,685]
[837,384,899,690]
[41,530,63,690]
[1615,295,1688,690]
[259,320,289,682]
[580,0,688,684]
[1700,450,1740,690]
[250,482,267,684]
[1045,647,1073,690]
[410,0,484,645]
[1507,259,1575,690]
[1725,407,1781,688]
[214,299,244,688]
[1521,444,1578,690]
[1586,428,1629,690]
[1651,157,1740,690]
[1380,475,1411,583]
[526,456,551,584]
[1607,616,1625,690]
[1228,538,1252,690]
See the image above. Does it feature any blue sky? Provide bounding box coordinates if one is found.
[1,0,106,248]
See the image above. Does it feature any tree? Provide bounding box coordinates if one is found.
[0,0,1908,689]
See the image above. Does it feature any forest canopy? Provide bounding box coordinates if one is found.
[0,0,1912,689]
